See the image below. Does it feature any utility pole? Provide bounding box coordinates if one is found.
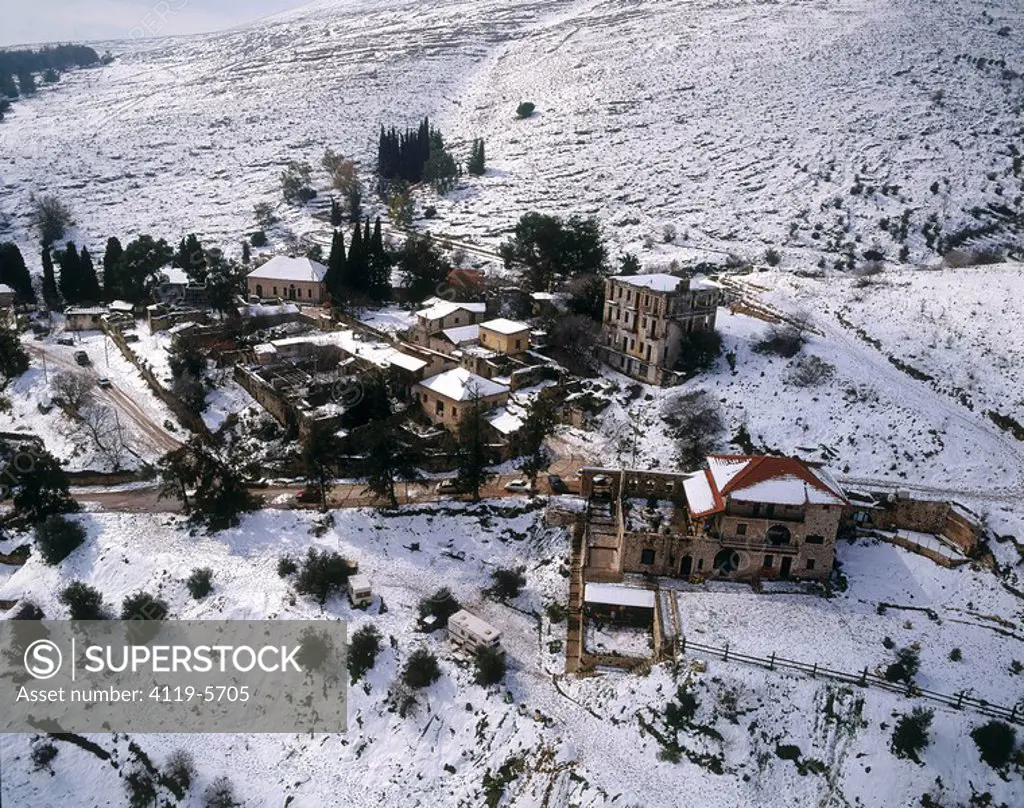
[104,335,109,367]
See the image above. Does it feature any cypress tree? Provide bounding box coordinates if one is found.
[41,246,59,309]
[326,229,346,302]
[348,222,367,295]
[103,237,123,301]
[369,218,390,301]
[56,242,81,304]
[242,241,251,266]
[0,242,36,303]
[330,198,342,228]
[78,246,101,302]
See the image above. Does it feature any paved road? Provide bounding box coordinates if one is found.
[75,458,589,513]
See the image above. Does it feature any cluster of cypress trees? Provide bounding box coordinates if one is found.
[467,138,486,176]
[325,217,390,304]
[0,243,36,303]
[54,242,102,304]
[377,118,433,183]
[1,44,100,106]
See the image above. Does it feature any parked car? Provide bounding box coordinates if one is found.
[57,336,75,346]
[435,479,459,494]
[504,479,533,493]
[123,333,140,343]
[547,474,568,494]
[294,486,321,503]
[74,350,90,366]
[97,377,112,389]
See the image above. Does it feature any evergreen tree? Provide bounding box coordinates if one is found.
[56,241,81,304]
[368,217,390,301]
[0,72,17,99]
[456,389,492,502]
[41,246,59,309]
[116,235,173,304]
[397,232,450,303]
[78,246,101,302]
[500,212,607,292]
[173,234,207,284]
[102,237,123,300]
[0,326,29,384]
[300,421,341,512]
[347,187,362,223]
[0,440,78,522]
[515,393,557,487]
[347,221,369,295]
[325,229,346,303]
[361,421,422,509]
[467,138,486,176]
[0,242,36,303]
[156,438,259,531]
[17,70,36,95]
[241,240,251,266]
[330,198,342,227]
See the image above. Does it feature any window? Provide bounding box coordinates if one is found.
[805,534,824,545]
[273,286,278,295]
[640,549,655,565]
[765,504,775,518]
[697,558,704,570]
[763,555,774,569]
[435,400,444,414]
[736,523,747,536]
[255,284,263,297]
[805,559,816,570]
[452,407,458,418]
[454,317,460,324]
[515,339,521,350]
[307,288,312,298]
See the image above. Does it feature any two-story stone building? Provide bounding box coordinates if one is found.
[600,273,723,385]
[407,298,487,347]
[579,455,848,584]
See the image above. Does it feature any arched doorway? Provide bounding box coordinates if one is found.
[255,283,263,297]
[713,549,739,575]
[766,525,791,545]
[679,555,693,577]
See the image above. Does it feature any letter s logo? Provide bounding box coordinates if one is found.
[24,639,63,680]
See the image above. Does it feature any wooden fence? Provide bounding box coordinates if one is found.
[676,636,1023,725]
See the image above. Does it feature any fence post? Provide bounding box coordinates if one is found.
[811,663,817,678]
[956,691,964,710]
[768,652,775,671]
[859,667,868,687]
[680,636,686,656]
[723,643,729,663]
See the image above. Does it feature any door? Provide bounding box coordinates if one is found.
[679,555,692,577]
[288,285,297,300]
[780,557,792,580]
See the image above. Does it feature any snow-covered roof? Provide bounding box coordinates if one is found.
[388,352,428,372]
[687,455,847,517]
[416,298,487,321]
[584,583,656,609]
[0,284,14,295]
[441,324,480,344]
[246,255,327,283]
[611,273,684,292]
[66,306,107,316]
[109,300,135,312]
[448,609,501,641]
[531,292,557,300]
[417,368,508,402]
[486,408,524,436]
[480,317,530,335]
[690,275,723,291]
[348,574,371,592]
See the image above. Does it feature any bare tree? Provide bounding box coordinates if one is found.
[32,194,75,246]
[60,404,134,470]
[662,389,724,469]
[51,371,94,411]
[322,148,361,195]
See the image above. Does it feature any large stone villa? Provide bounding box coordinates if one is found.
[579,455,850,585]
[599,272,724,386]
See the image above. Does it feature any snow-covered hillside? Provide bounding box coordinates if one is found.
[1,0,1022,268]
[2,507,1022,807]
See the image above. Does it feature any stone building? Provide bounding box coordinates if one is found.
[407,297,487,346]
[579,455,848,585]
[412,367,509,429]
[478,318,531,355]
[599,273,723,385]
[246,256,328,303]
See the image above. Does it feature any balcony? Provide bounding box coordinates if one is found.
[719,536,798,554]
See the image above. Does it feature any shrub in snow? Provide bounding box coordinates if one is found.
[348,624,382,683]
[403,647,441,689]
[121,591,169,622]
[417,587,461,630]
[785,355,835,388]
[754,324,805,358]
[675,329,722,378]
[515,101,535,118]
[249,230,267,247]
[11,601,44,620]
[123,764,158,808]
[546,602,566,624]
[765,247,781,266]
[294,548,356,605]
[59,581,106,620]
[162,749,195,797]
[949,647,962,662]
[970,720,1017,771]
[35,515,86,565]
[890,707,933,764]
[474,645,506,686]
[488,568,525,602]
[203,775,239,808]
[186,567,214,600]
[884,645,920,684]
[277,555,297,577]
[30,741,58,773]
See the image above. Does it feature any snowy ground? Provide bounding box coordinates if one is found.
[1,505,1022,806]
[2,0,1022,273]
